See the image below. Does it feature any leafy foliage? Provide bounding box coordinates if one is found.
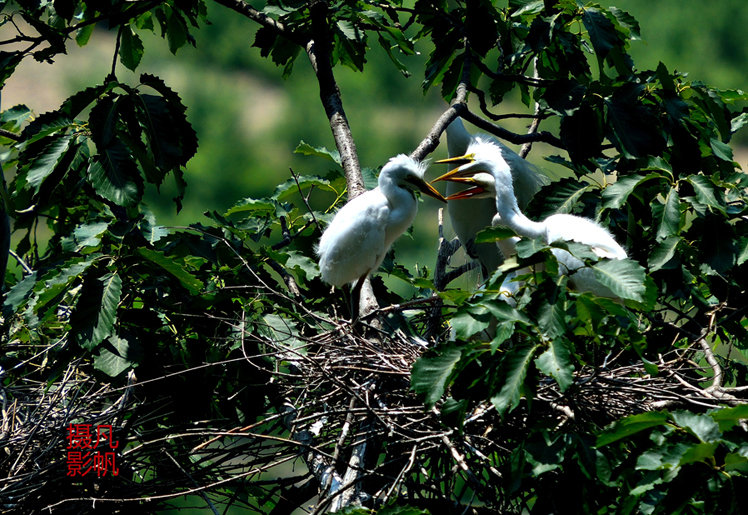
[1,0,747,514]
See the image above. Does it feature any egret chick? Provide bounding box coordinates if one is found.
[444,118,546,278]
[435,139,627,298]
[318,155,446,289]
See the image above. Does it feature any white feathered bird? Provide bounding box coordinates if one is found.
[318,154,446,288]
[435,138,627,298]
[445,118,546,278]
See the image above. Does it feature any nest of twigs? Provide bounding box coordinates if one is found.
[0,306,740,514]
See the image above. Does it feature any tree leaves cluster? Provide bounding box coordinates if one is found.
[1,0,747,513]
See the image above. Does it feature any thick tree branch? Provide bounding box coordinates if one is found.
[307,2,363,198]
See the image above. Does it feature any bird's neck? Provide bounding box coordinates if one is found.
[495,186,546,241]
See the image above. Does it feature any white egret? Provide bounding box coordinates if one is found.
[444,118,546,278]
[435,139,627,298]
[317,154,446,289]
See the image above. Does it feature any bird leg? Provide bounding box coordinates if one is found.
[348,272,369,321]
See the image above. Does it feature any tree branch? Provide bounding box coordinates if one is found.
[211,0,307,46]
[459,106,563,148]
[410,52,470,161]
[307,2,363,198]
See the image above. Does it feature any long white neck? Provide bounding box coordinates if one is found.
[494,183,547,242]
[378,171,417,241]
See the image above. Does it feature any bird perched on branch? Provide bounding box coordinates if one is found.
[435,138,627,298]
[444,118,546,279]
[317,154,446,290]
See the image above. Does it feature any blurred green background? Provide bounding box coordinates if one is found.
[3,0,747,290]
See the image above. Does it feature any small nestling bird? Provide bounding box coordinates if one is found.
[317,154,446,289]
[435,138,627,298]
[444,118,546,278]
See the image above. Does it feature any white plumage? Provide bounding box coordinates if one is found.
[435,139,627,298]
[444,118,546,277]
[318,154,446,287]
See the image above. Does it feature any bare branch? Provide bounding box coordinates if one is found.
[212,0,308,46]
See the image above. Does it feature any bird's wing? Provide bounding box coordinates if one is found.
[545,214,627,259]
[317,191,389,286]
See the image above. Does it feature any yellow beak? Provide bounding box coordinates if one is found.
[432,153,478,184]
[409,176,447,203]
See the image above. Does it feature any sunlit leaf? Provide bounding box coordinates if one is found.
[596,411,670,447]
[591,258,646,301]
[654,186,681,240]
[72,272,122,351]
[649,236,680,271]
[672,411,722,443]
[138,248,204,293]
[535,340,573,391]
[94,334,136,377]
[294,141,341,165]
[411,346,462,407]
[491,344,539,416]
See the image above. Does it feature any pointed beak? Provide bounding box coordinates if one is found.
[410,177,447,203]
[435,153,475,166]
[445,181,488,201]
[432,153,478,183]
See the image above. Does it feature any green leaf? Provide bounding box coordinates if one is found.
[87,158,143,206]
[540,179,592,217]
[687,174,724,212]
[61,221,110,253]
[294,141,341,165]
[37,258,97,310]
[649,236,680,272]
[672,411,722,443]
[225,198,277,217]
[138,248,204,294]
[736,238,748,266]
[450,310,490,340]
[538,300,566,340]
[636,442,691,471]
[273,175,336,203]
[515,238,547,259]
[3,272,37,312]
[731,112,748,134]
[655,186,681,240]
[582,7,620,60]
[710,138,733,161]
[678,442,719,466]
[75,24,95,47]
[166,9,189,54]
[491,344,539,416]
[610,7,641,39]
[94,334,136,377]
[535,340,574,391]
[591,259,646,302]
[596,411,669,447]
[119,26,144,71]
[0,104,32,131]
[709,404,748,431]
[411,346,462,407]
[602,172,664,210]
[285,251,320,280]
[474,226,517,244]
[23,134,72,193]
[72,272,122,351]
[605,86,664,158]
